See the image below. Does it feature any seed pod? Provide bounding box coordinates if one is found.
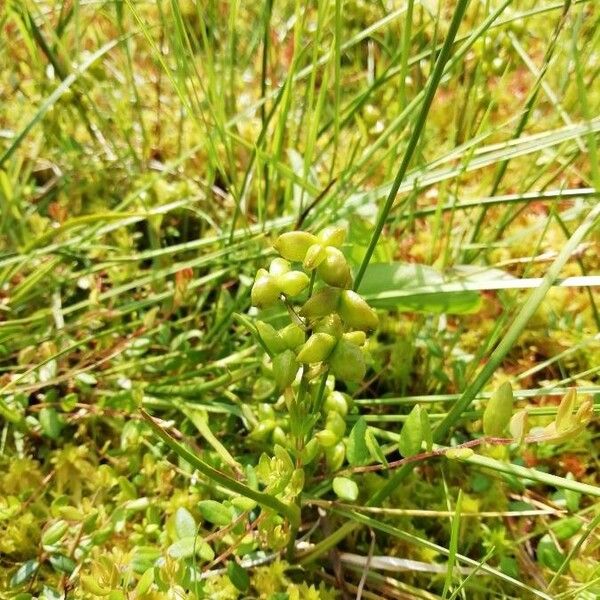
[314,314,343,339]
[329,339,366,383]
[269,257,291,277]
[273,231,318,261]
[324,390,350,417]
[296,333,336,363]
[325,442,346,471]
[318,225,347,248]
[255,321,286,355]
[317,247,352,288]
[300,287,341,319]
[315,428,339,448]
[343,330,366,346]
[250,420,276,441]
[251,270,280,308]
[272,350,299,391]
[339,290,378,330]
[280,323,305,350]
[275,270,310,297]
[300,438,320,464]
[303,243,327,270]
[326,410,346,438]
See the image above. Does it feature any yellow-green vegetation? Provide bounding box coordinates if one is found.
[1,0,599,598]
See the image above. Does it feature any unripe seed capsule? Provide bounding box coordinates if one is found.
[329,339,366,383]
[300,438,320,464]
[273,350,299,391]
[326,410,346,438]
[303,243,327,270]
[280,323,305,350]
[325,442,346,471]
[315,428,339,448]
[296,333,337,363]
[250,420,275,441]
[318,225,347,248]
[314,314,343,339]
[273,231,318,261]
[269,257,291,277]
[251,272,280,308]
[317,247,352,288]
[256,321,286,355]
[324,390,349,416]
[275,270,310,297]
[343,330,366,346]
[300,287,341,319]
[339,290,378,330]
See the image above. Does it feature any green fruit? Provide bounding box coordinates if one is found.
[343,330,366,346]
[326,411,346,438]
[325,442,346,471]
[272,350,298,390]
[329,340,366,383]
[300,287,341,319]
[303,243,327,270]
[251,270,280,308]
[314,314,343,338]
[269,257,291,276]
[275,270,310,297]
[339,290,378,330]
[280,323,305,350]
[324,391,349,416]
[318,225,347,248]
[315,429,339,448]
[300,438,320,464]
[296,333,337,363]
[273,231,318,261]
[255,321,286,355]
[250,420,275,441]
[317,247,352,288]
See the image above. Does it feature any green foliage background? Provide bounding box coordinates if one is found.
[0,0,599,598]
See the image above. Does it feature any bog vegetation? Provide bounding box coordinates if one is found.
[0,1,599,599]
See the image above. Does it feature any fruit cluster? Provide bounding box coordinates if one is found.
[250,227,378,387]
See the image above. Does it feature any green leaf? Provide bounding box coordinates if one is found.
[399,405,424,457]
[134,568,154,597]
[365,428,388,467]
[483,382,514,436]
[39,408,63,440]
[509,409,528,444]
[48,554,76,574]
[550,516,582,541]
[332,477,359,501]
[174,507,196,539]
[555,389,577,432]
[536,534,564,571]
[227,561,250,592]
[198,500,233,526]
[419,406,433,451]
[10,560,39,587]
[346,417,369,466]
[168,536,213,560]
[42,520,69,546]
[359,263,481,314]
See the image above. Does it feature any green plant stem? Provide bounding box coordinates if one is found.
[353,0,470,290]
[140,410,300,527]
